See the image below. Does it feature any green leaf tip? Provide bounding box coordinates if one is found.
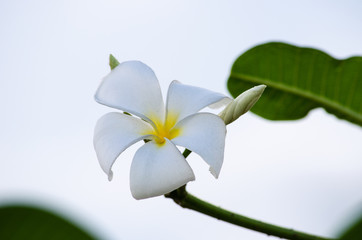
[109,54,120,70]
[227,42,362,127]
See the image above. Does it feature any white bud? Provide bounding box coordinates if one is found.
[219,85,266,125]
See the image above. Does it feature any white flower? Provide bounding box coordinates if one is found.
[93,61,231,200]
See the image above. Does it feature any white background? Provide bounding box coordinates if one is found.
[1,0,362,239]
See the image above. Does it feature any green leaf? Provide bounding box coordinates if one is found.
[339,212,362,240]
[227,42,362,126]
[0,205,96,240]
[109,54,120,70]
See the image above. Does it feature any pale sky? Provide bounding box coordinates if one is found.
[1,0,362,239]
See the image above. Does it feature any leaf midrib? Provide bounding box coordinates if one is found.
[230,72,362,124]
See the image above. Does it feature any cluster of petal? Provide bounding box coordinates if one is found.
[219,85,266,125]
[94,61,231,200]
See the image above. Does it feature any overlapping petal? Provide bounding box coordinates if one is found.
[172,113,226,178]
[94,112,154,180]
[95,61,165,125]
[165,81,231,123]
[130,139,195,200]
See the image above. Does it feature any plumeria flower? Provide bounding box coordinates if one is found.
[94,61,231,200]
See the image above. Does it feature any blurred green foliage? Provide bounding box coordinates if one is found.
[339,212,362,240]
[0,205,96,240]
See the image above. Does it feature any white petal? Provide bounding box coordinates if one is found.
[166,81,231,123]
[95,61,165,125]
[94,112,154,180]
[130,139,195,200]
[172,113,226,178]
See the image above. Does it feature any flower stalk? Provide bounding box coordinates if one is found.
[165,184,334,240]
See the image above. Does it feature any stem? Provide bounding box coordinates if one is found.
[182,148,192,158]
[165,150,334,240]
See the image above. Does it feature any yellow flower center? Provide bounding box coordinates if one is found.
[147,112,181,145]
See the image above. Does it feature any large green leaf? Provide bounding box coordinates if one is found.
[227,42,362,126]
[0,205,96,240]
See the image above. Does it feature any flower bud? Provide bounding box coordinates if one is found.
[219,85,266,125]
